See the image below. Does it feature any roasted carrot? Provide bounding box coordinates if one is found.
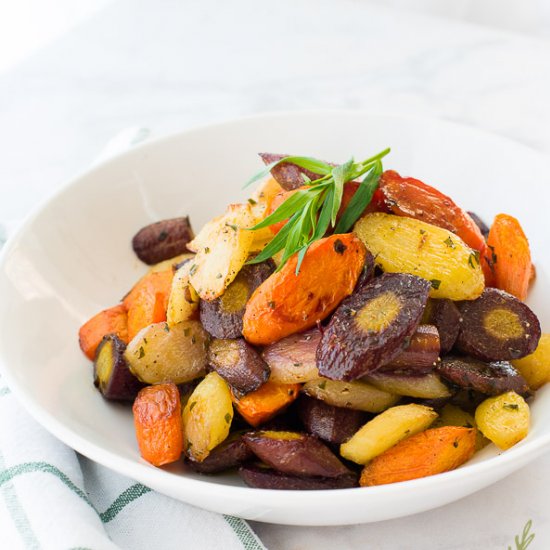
[242,233,366,345]
[485,214,532,301]
[123,269,174,340]
[360,426,476,486]
[232,381,301,427]
[132,383,183,466]
[379,170,486,253]
[78,304,128,360]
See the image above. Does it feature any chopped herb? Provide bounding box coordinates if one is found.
[333,239,347,254]
[419,229,426,235]
[247,198,257,205]
[468,250,481,269]
[288,389,295,396]
[191,335,196,344]
[224,413,232,424]
[504,403,519,411]
[158,230,168,241]
[143,338,147,344]
[293,362,302,367]
[186,440,193,451]
[226,223,238,231]
[189,401,197,411]
[204,246,210,254]
[444,236,456,248]
[453,439,459,448]
[189,264,198,276]
[138,346,145,359]
[318,380,327,390]
[268,300,276,309]
[488,244,498,265]
[216,273,223,279]
[430,279,442,290]
[164,323,170,332]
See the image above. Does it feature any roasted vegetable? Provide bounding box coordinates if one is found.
[239,464,358,490]
[302,378,398,413]
[124,320,208,384]
[360,426,476,486]
[208,338,270,394]
[243,234,367,345]
[512,333,550,390]
[232,381,301,427]
[182,372,234,462]
[456,288,541,361]
[379,325,440,374]
[433,404,489,451]
[187,204,257,300]
[317,273,431,380]
[364,372,451,399]
[437,356,530,397]
[354,213,485,301]
[378,170,486,252]
[259,153,326,190]
[186,432,253,474]
[94,335,144,400]
[133,383,183,466]
[79,304,128,360]
[297,395,369,445]
[467,211,490,239]
[475,391,529,450]
[262,328,321,384]
[340,404,437,464]
[243,431,352,478]
[422,299,461,355]
[166,260,199,326]
[200,261,274,338]
[148,253,193,274]
[123,269,174,340]
[485,213,532,301]
[132,217,194,265]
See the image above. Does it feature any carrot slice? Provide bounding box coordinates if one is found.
[242,233,366,345]
[486,214,532,301]
[78,304,128,360]
[123,270,174,340]
[360,426,476,486]
[232,381,301,427]
[133,383,183,466]
[379,170,486,252]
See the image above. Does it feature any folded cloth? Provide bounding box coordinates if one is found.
[0,371,266,550]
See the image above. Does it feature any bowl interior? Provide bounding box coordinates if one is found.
[1,112,549,524]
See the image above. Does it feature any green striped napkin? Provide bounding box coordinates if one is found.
[0,371,265,550]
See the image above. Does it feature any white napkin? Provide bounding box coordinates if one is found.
[0,370,265,550]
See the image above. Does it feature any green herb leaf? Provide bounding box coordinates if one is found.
[430,279,442,290]
[331,158,355,225]
[243,155,332,188]
[334,160,382,234]
[508,519,535,550]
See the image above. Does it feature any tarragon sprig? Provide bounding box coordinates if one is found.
[245,148,390,273]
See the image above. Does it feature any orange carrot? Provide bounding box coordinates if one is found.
[123,270,174,340]
[360,426,476,486]
[379,170,486,253]
[486,214,532,301]
[132,383,183,466]
[78,304,128,360]
[232,381,301,427]
[242,234,366,345]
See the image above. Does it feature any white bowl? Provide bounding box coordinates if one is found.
[0,112,549,526]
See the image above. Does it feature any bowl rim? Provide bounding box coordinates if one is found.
[0,109,549,511]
